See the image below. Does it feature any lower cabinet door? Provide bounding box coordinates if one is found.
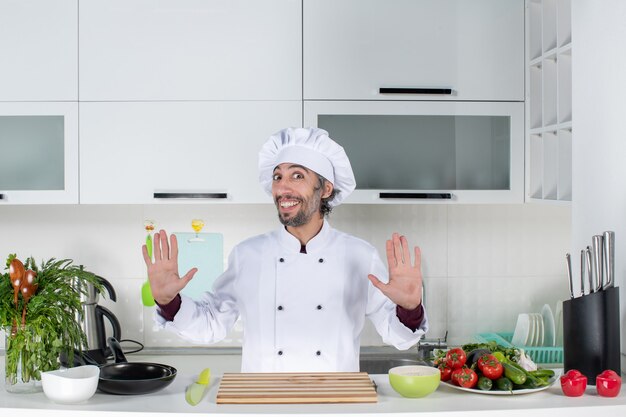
[79,101,302,204]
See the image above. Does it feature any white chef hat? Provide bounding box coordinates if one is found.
[258,127,356,207]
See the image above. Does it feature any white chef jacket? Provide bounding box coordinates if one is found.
[155,220,428,372]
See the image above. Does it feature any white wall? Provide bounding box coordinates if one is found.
[572,0,626,372]
[0,203,570,349]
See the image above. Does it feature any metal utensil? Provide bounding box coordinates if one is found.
[565,253,574,298]
[585,247,593,294]
[580,249,586,296]
[603,231,615,289]
[592,235,604,292]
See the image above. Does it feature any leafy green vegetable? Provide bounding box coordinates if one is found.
[460,341,521,363]
[1,256,103,383]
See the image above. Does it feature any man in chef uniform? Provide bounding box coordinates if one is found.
[144,127,428,372]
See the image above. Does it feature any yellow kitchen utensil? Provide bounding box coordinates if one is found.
[185,368,211,406]
[189,218,205,242]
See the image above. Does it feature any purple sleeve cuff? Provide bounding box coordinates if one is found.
[396,303,424,332]
[156,294,182,322]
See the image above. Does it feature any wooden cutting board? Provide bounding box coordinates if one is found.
[216,372,378,404]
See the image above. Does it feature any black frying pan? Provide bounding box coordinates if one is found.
[98,337,177,395]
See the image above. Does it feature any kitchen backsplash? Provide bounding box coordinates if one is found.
[0,204,570,349]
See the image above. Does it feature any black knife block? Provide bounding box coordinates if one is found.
[562,286,621,385]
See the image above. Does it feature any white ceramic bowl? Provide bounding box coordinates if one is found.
[41,365,100,404]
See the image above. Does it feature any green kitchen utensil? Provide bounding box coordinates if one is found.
[142,231,156,307]
[185,368,211,406]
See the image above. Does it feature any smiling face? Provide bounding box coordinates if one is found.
[272,163,333,227]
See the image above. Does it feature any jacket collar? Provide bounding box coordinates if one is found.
[277,219,333,254]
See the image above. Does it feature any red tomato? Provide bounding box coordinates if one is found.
[456,367,478,389]
[445,348,467,369]
[438,363,452,382]
[560,369,587,397]
[596,369,621,397]
[477,354,503,380]
[451,368,465,385]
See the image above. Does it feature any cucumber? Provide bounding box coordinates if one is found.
[477,376,493,391]
[529,369,555,379]
[496,377,513,392]
[506,361,550,387]
[502,362,527,385]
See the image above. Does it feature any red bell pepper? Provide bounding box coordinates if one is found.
[596,370,621,397]
[560,369,587,397]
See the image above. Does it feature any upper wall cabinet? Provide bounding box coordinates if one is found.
[79,101,301,204]
[526,0,572,203]
[79,0,302,101]
[0,0,78,101]
[0,102,79,204]
[304,0,524,101]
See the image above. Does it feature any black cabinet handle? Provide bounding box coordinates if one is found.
[379,192,452,199]
[379,87,452,95]
[0,194,4,200]
[153,192,228,199]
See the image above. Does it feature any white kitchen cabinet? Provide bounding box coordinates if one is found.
[0,0,78,101]
[526,0,572,203]
[304,0,524,101]
[79,0,301,101]
[305,100,524,204]
[0,102,79,204]
[79,101,301,204]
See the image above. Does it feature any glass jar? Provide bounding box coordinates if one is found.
[4,325,42,393]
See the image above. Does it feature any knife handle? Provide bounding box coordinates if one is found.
[592,235,604,292]
[603,231,615,289]
[580,249,586,296]
[565,253,574,299]
[585,247,594,294]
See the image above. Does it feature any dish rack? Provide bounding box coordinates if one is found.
[475,332,563,364]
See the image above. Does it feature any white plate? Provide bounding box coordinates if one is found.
[554,301,563,346]
[535,313,544,347]
[527,314,537,347]
[541,304,556,347]
[511,314,531,347]
[441,375,559,395]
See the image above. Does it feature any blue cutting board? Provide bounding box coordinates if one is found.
[174,232,224,300]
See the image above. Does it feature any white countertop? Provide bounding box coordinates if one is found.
[1,353,626,417]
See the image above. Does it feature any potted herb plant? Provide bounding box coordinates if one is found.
[0,254,102,393]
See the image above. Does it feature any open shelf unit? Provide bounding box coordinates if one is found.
[526,0,572,203]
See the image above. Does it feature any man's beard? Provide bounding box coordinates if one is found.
[275,187,322,227]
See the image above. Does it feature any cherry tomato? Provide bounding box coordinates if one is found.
[456,367,478,389]
[477,354,503,380]
[451,368,465,385]
[560,369,587,397]
[445,348,467,369]
[596,369,621,397]
[438,363,452,382]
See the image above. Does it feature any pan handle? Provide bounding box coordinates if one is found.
[107,337,129,364]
